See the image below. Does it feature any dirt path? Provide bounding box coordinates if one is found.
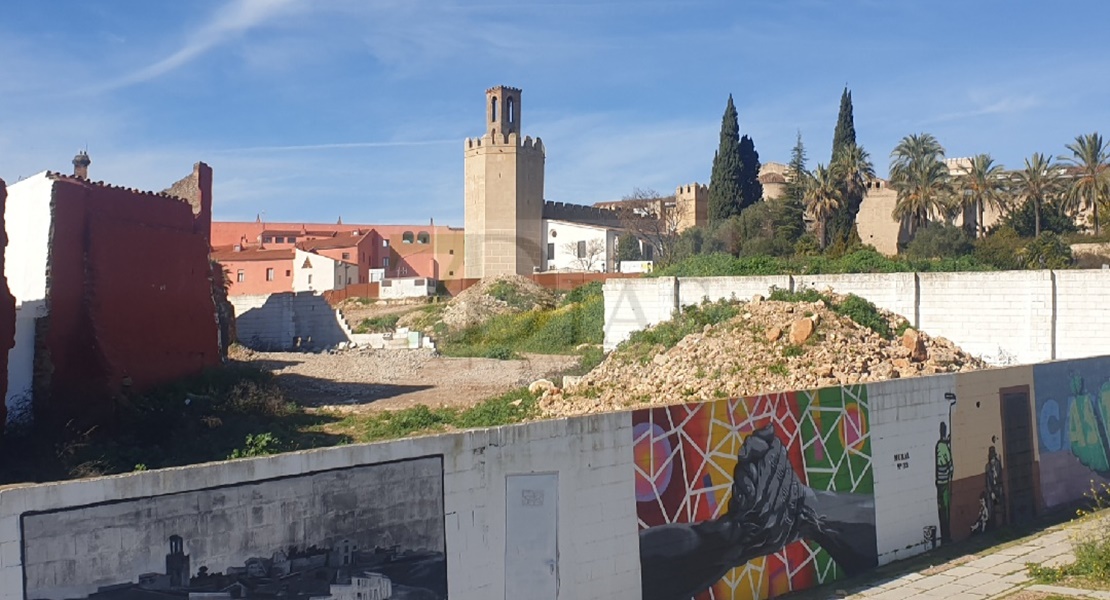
[243,349,581,414]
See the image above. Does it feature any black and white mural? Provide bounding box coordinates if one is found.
[21,456,446,600]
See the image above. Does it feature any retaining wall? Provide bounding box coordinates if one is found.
[603,270,1110,365]
[5,355,1110,599]
[230,292,350,351]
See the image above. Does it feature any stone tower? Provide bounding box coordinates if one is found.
[464,86,546,278]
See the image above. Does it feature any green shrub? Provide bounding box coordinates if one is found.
[904,223,974,260]
[227,432,282,459]
[354,314,400,333]
[621,299,740,355]
[832,294,892,339]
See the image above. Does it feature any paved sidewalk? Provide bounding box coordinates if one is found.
[788,515,1106,600]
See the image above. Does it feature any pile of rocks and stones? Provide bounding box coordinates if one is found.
[538,292,987,417]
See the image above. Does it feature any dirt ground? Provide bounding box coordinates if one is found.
[241,348,581,414]
[335,299,430,330]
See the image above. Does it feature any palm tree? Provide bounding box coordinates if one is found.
[1012,153,1064,237]
[955,154,1008,238]
[1059,132,1110,235]
[889,133,952,237]
[804,164,841,249]
[832,143,876,205]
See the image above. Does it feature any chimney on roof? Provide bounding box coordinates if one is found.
[337,216,343,225]
[72,150,91,179]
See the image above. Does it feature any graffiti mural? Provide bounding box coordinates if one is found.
[633,386,877,600]
[970,443,1006,535]
[934,393,957,544]
[1034,357,1110,508]
[21,457,447,600]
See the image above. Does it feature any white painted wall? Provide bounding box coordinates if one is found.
[379,277,436,299]
[0,413,641,600]
[230,293,350,350]
[3,172,53,428]
[603,277,676,351]
[292,249,356,293]
[677,276,792,308]
[604,270,1110,364]
[917,271,1054,365]
[867,375,957,566]
[541,219,616,273]
[795,273,917,325]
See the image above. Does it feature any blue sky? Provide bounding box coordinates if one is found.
[2,1,1108,227]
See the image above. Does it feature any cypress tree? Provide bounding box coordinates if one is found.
[616,234,643,261]
[827,87,861,248]
[738,134,763,210]
[831,87,856,162]
[708,95,743,222]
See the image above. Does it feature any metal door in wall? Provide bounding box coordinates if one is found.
[1001,387,1037,524]
[505,473,559,600]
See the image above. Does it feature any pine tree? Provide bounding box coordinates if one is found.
[831,87,856,163]
[779,131,809,244]
[738,134,763,210]
[708,95,743,222]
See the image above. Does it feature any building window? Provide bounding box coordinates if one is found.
[547,242,555,260]
[382,239,390,247]
[308,274,313,284]
[400,266,408,276]
[236,270,245,282]
[288,236,297,243]
[417,231,430,244]
[262,236,273,243]
[275,236,285,243]
[383,257,390,268]
[266,268,274,281]
[449,271,454,276]
[402,231,414,244]
[577,240,586,258]
[285,270,291,277]
[449,249,454,255]
[342,252,350,260]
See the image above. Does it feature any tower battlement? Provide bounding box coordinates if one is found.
[464,85,546,278]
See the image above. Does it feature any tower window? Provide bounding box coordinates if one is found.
[508,96,515,125]
[491,96,498,122]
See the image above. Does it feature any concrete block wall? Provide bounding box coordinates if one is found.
[676,276,792,307]
[603,277,676,351]
[795,273,918,326]
[916,271,1054,365]
[605,270,1110,364]
[867,375,957,566]
[1053,270,1110,360]
[231,292,350,351]
[0,413,639,600]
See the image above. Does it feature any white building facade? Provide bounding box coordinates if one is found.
[293,249,358,294]
[540,219,619,273]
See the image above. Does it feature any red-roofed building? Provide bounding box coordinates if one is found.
[211,247,296,296]
[212,221,465,294]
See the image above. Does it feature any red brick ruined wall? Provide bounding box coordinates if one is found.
[0,180,15,429]
[41,180,219,426]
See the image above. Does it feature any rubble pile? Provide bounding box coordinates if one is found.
[540,293,987,417]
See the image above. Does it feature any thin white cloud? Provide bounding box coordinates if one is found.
[93,0,303,92]
[926,94,1041,125]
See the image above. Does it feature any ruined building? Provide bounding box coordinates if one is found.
[3,154,221,430]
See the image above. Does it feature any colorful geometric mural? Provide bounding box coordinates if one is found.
[634,386,876,600]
